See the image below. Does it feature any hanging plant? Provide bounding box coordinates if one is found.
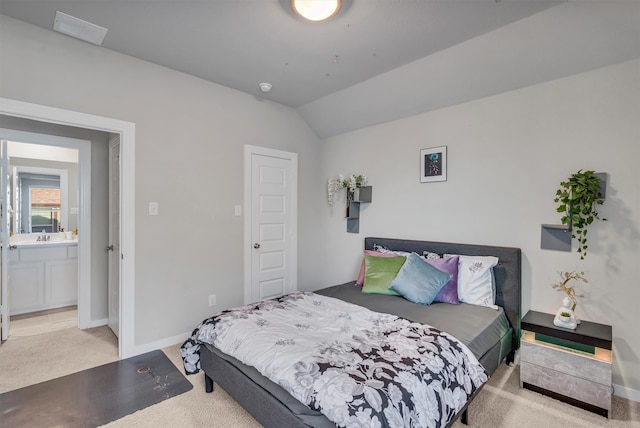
[554,170,606,259]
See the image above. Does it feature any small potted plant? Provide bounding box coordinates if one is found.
[559,311,572,322]
[554,170,606,259]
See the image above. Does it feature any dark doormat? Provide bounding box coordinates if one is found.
[0,349,193,427]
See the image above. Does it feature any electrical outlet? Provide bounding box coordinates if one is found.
[208,294,217,307]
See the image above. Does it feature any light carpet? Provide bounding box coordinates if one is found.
[1,326,639,427]
[0,325,119,393]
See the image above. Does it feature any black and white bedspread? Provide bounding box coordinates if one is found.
[181,292,488,428]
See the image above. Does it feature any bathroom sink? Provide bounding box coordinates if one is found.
[11,239,77,247]
[9,233,77,247]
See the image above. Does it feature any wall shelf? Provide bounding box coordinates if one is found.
[346,186,372,234]
[541,224,571,252]
[594,172,607,199]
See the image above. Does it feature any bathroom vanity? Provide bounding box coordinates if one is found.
[8,238,78,315]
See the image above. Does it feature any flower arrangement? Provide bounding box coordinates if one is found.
[552,269,587,311]
[327,174,368,206]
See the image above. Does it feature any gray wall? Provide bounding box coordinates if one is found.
[0,15,324,346]
[0,115,110,321]
[318,59,640,395]
[3,10,638,398]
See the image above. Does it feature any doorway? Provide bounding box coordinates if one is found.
[0,97,136,358]
[5,141,79,336]
[0,131,87,344]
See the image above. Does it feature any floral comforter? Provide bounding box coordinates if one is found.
[181,292,488,428]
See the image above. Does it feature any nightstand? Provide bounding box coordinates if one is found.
[520,310,612,418]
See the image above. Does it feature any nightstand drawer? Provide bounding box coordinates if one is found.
[521,361,611,411]
[521,338,611,385]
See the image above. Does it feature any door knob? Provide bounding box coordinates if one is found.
[253,243,260,249]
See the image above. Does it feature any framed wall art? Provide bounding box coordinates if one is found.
[420,146,447,183]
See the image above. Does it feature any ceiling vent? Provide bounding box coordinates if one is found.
[53,11,108,46]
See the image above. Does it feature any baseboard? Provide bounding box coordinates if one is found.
[613,383,640,403]
[129,332,191,357]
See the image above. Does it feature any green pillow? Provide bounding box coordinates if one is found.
[362,255,406,296]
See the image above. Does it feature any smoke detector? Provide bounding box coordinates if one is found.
[259,82,272,93]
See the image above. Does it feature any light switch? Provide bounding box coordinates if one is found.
[149,202,159,216]
[234,205,242,217]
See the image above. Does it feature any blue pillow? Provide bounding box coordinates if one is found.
[388,252,452,305]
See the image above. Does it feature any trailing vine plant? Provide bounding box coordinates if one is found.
[554,170,606,259]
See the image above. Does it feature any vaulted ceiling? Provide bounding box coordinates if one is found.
[2,1,639,138]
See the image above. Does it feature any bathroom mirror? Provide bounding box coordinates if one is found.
[14,170,64,233]
[7,141,78,235]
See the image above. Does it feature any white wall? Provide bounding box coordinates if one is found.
[0,15,324,346]
[319,59,640,397]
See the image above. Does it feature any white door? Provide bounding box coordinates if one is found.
[245,146,297,304]
[1,140,10,341]
[107,137,120,338]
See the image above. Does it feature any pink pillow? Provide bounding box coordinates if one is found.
[355,250,399,286]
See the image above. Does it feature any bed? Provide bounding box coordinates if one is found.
[182,237,521,427]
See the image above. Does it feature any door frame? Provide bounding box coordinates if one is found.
[243,145,297,304]
[107,135,120,338]
[0,97,136,358]
[1,141,9,341]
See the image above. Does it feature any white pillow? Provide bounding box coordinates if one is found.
[445,254,499,309]
[422,251,441,260]
[375,245,440,260]
[373,245,411,256]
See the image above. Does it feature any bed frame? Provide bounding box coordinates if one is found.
[200,237,522,427]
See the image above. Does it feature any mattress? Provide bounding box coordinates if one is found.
[202,281,511,427]
[316,282,511,362]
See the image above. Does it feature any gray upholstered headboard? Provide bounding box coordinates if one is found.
[364,237,522,350]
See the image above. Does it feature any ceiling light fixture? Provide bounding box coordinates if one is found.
[291,0,342,22]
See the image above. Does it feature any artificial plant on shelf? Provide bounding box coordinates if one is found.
[554,169,606,259]
[552,269,587,312]
[327,174,368,206]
